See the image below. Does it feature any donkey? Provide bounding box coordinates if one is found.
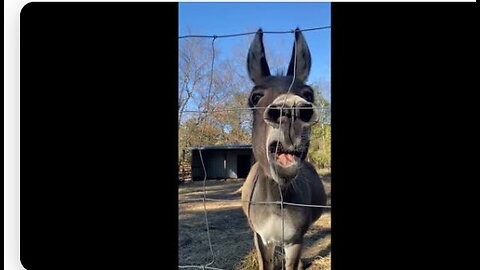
[241,29,327,270]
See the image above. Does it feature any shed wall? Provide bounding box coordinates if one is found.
[190,148,254,180]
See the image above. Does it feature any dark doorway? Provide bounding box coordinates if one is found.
[237,155,251,178]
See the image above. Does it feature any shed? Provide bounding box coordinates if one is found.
[186,144,255,181]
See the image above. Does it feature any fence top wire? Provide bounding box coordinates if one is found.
[179,26,331,39]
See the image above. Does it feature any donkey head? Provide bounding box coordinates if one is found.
[247,28,318,186]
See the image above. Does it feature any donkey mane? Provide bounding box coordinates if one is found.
[274,69,285,76]
[250,76,307,90]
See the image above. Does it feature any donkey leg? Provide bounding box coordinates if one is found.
[254,233,275,270]
[284,242,304,270]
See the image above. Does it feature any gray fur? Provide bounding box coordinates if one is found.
[242,29,327,270]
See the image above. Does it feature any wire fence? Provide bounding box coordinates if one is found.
[178,26,331,270]
[179,26,330,39]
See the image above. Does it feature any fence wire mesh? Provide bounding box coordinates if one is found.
[179,26,331,270]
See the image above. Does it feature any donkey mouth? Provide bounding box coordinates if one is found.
[268,141,302,167]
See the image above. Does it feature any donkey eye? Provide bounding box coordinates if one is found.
[250,92,264,107]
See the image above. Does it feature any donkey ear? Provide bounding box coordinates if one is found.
[247,29,271,84]
[287,28,311,82]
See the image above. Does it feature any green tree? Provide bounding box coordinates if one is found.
[308,84,331,169]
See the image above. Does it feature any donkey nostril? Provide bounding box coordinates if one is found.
[266,105,281,123]
[298,104,314,123]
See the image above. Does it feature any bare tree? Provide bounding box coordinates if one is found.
[178,36,214,124]
[178,31,300,150]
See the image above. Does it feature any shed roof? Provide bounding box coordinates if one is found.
[186,144,252,151]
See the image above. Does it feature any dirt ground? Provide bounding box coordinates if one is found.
[179,172,331,270]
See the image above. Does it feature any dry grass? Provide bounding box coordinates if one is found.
[179,172,331,270]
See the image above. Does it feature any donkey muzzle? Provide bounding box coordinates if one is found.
[262,94,317,183]
[263,94,318,128]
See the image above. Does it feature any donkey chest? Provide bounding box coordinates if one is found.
[252,210,305,246]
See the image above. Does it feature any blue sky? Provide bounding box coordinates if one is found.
[179,2,331,99]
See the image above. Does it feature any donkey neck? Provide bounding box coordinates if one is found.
[254,170,298,202]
